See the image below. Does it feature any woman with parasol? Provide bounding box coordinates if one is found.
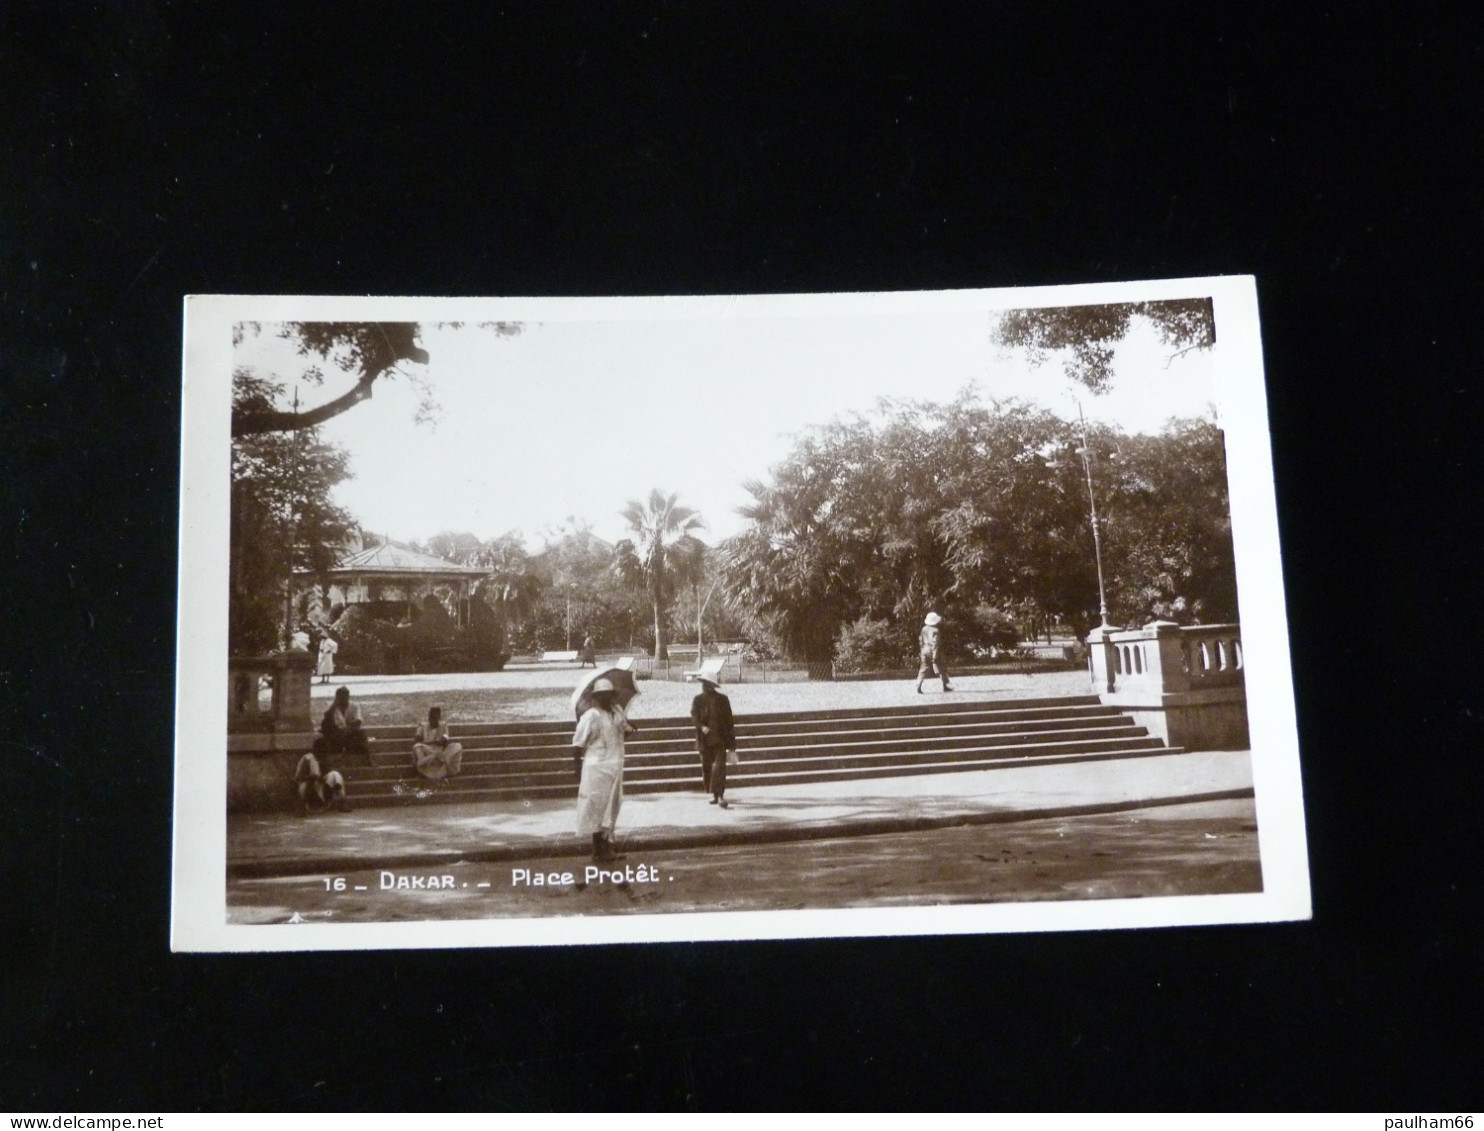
[570,673,637,861]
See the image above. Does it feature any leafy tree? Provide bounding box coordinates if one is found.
[523,521,646,652]
[992,298,1215,393]
[613,490,706,659]
[1098,419,1237,624]
[668,546,750,654]
[230,370,356,651]
[721,455,860,663]
[230,320,521,437]
[425,530,484,564]
[725,397,1065,660]
[722,391,1238,657]
[471,532,542,640]
[930,398,1102,628]
[815,405,959,623]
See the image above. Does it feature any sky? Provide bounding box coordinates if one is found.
[234,302,1218,550]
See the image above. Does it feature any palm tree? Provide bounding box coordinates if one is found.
[471,533,541,639]
[613,489,706,659]
[721,473,852,662]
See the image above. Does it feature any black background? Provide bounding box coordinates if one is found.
[4,1,1481,1111]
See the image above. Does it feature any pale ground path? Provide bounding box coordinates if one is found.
[311,664,1097,723]
[228,749,1254,873]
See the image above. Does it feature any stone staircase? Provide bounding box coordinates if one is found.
[343,694,1181,809]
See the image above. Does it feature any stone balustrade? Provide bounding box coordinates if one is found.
[1090,621,1243,696]
[1087,621,1248,751]
[228,650,314,733]
[227,651,318,812]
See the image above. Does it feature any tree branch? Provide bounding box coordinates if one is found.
[1162,343,1206,369]
[232,373,378,438]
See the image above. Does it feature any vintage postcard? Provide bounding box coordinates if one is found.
[172,277,1309,951]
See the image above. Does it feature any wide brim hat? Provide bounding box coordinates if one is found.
[924,612,942,626]
[591,677,616,693]
[696,675,722,687]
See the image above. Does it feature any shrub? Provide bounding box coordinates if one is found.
[465,599,510,671]
[964,606,1021,657]
[833,615,912,674]
[330,605,399,672]
[331,600,511,674]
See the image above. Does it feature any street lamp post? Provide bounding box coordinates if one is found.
[1074,403,1114,631]
[695,575,723,657]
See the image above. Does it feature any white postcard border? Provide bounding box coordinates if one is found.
[172,276,1310,952]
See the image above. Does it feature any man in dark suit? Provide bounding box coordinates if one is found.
[689,675,736,808]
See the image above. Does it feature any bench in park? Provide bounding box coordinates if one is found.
[682,655,728,683]
[539,650,581,664]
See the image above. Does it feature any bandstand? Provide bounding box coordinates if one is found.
[295,541,487,627]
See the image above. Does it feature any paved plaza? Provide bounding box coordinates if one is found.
[309,662,1096,724]
[229,747,1255,875]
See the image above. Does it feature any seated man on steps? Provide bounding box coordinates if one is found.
[411,705,463,785]
[314,685,372,762]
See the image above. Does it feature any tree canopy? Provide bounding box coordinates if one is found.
[423,530,484,565]
[230,320,521,437]
[529,521,647,653]
[471,532,542,629]
[721,392,1236,662]
[992,298,1215,393]
[229,370,356,651]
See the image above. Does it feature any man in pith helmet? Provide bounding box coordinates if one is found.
[916,611,953,694]
[690,674,737,808]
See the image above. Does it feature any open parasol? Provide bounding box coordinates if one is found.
[570,656,640,720]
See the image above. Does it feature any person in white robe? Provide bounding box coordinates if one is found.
[571,678,633,860]
[412,706,463,783]
[317,634,338,684]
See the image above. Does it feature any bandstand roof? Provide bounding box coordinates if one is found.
[303,543,487,578]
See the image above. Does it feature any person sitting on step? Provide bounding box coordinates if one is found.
[411,706,463,785]
[294,749,349,814]
[315,685,371,762]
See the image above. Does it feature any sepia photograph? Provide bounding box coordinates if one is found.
[172,277,1308,950]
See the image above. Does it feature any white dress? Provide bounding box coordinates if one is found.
[317,637,338,677]
[573,704,630,836]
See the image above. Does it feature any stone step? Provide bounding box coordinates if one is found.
[347,739,1183,806]
[356,722,1153,781]
[336,693,1172,811]
[362,701,1129,759]
[346,732,1165,796]
[356,693,1109,743]
[365,714,1140,766]
[360,733,1163,794]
